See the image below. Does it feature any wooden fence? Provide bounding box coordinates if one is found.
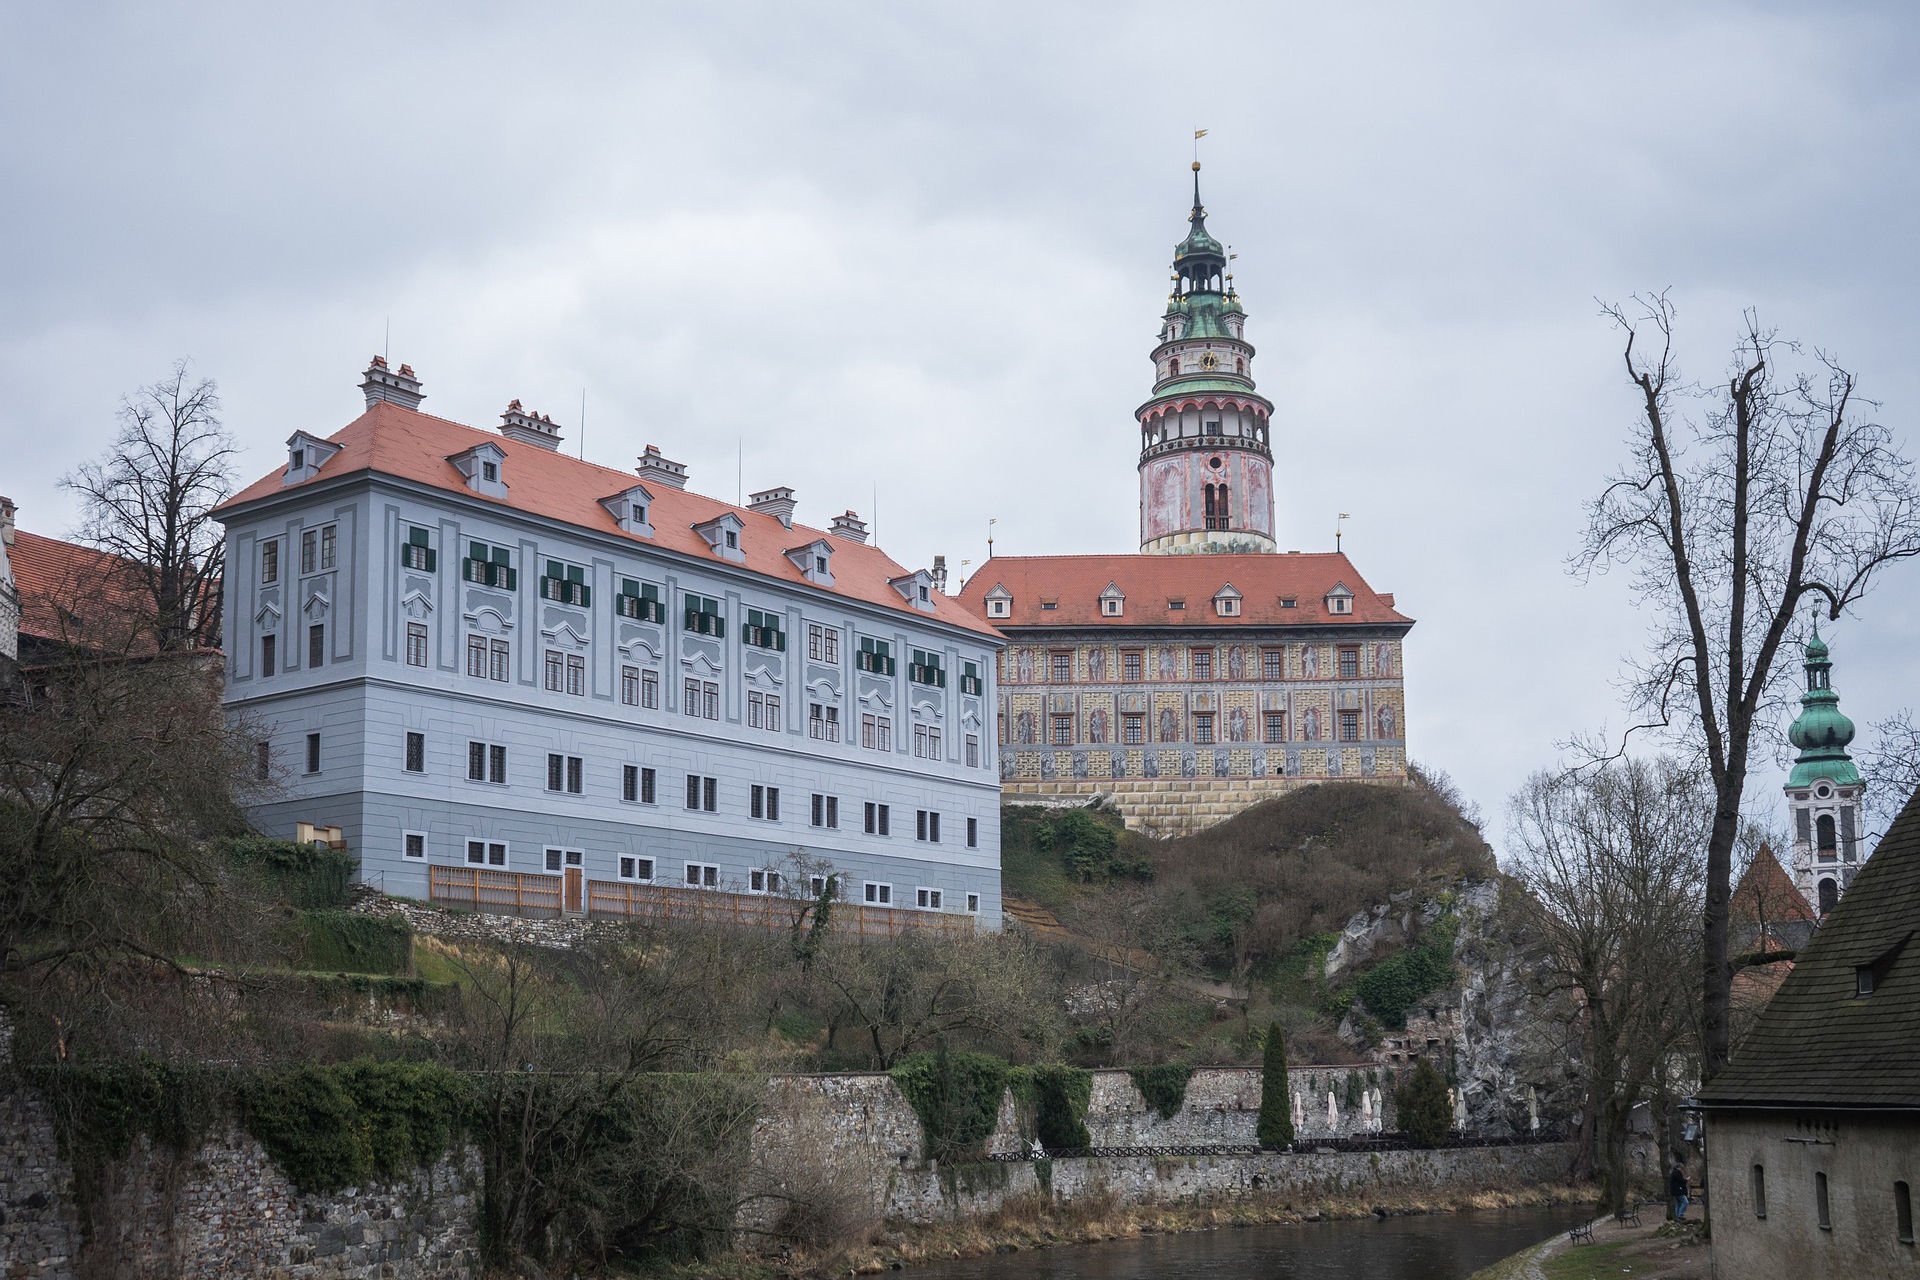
[428,866,975,939]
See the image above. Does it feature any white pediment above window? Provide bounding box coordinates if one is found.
[961,707,983,728]
[743,662,783,689]
[303,588,331,618]
[693,512,746,562]
[541,619,589,651]
[599,484,655,538]
[911,696,946,722]
[253,598,282,626]
[1099,581,1125,617]
[448,442,509,498]
[891,568,936,611]
[805,675,838,700]
[1325,582,1355,616]
[619,635,662,663]
[785,538,835,587]
[681,651,723,677]
[284,431,341,485]
[857,683,894,711]
[465,606,512,636]
[400,588,434,619]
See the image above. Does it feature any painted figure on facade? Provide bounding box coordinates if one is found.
[1040,752,1057,779]
[1302,707,1320,741]
[1088,647,1107,682]
[1377,704,1396,739]
[1159,707,1178,741]
[1016,710,1037,745]
[1089,708,1110,744]
[1158,647,1176,680]
[1302,645,1319,678]
[1375,642,1392,676]
[1228,706,1249,743]
[1182,751,1197,778]
[1228,646,1245,680]
[1017,649,1034,684]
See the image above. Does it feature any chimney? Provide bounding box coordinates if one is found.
[634,444,689,490]
[498,399,564,451]
[0,495,14,548]
[747,486,797,528]
[931,554,948,595]
[829,510,869,544]
[360,355,425,410]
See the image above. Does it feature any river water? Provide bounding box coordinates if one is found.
[905,1206,1583,1280]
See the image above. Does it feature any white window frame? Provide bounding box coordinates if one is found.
[748,868,784,895]
[617,854,654,883]
[403,730,426,774]
[542,846,584,875]
[402,830,427,860]
[915,887,944,911]
[466,839,508,868]
[684,861,720,890]
[406,621,429,667]
[863,881,892,906]
[966,892,981,914]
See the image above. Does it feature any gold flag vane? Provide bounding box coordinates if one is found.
[1336,512,1351,551]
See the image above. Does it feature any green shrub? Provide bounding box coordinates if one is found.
[222,835,354,909]
[1128,1062,1194,1120]
[297,909,413,975]
[891,1044,1011,1163]
[1351,915,1457,1028]
[242,1060,470,1191]
[1022,1064,1092,1150]
[1395,1058,1451,1147]
[1256,1022,1293,1149]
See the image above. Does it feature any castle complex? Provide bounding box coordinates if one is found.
[957,166,1412,834]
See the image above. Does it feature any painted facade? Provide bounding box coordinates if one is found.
[216,359,1006,927]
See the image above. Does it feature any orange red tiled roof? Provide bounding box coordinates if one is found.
[218,401,999,639]
[10,528,151,650]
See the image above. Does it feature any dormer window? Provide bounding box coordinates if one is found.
[984,585,1012,619]
[1040,600,1058,611]
[725,529,738,550]
[1280,596,1297,609]
[482,461,498,483]
[450,442,508,498]
[599,484,656,539]
[694,514,746,563]
[1102,598,1123,616]
[291,448,305,471]
[1216,597,1240,616]
[1858,967,1877,997]
[283,431,342,486]
[889,570,937,611]
[815,555,828,574]
[1325,584,1355,616]
[1168,599,1186,611]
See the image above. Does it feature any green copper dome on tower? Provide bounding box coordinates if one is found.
[1787,623,1860,788]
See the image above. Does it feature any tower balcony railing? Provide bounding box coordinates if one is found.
[1204,517,1231,530]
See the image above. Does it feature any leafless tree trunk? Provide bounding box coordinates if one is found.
[1579,295,1920,1080]
[62,361,234,653]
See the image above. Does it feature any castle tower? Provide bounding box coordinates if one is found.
[1785,625,1866,915]
[1138,163,1277,555]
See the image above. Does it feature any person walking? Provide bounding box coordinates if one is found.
[1668,1161,1690,1222]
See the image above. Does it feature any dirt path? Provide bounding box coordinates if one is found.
[1469,1210,1707,1280]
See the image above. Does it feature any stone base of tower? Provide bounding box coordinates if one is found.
[1140,529,1278,556]
[1002,762,1409,839]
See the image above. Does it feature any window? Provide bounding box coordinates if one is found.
[913,724,943,759]
[683,593,725,637]
[1338,646,1360,678]
[1857,965,1878,996]
[1168,598,1185,611]
[685,774,717,812]
[301,528,316,574]
[1214,595,1239,616]
[684,678,719,720]
[967,817,979,848]
[403,832,426,860]
[1194,713,1215,745]
[809,873,840,900]
[807,623,840,664]
[1051,715,1073,746]
[1262,648,1283,680]
[743,607,786,651]
[960,661,983,695]
[481,460,498,483]
[467,635,486,677]
[618,855,654,882]
[467,741,507,784]
[749,868,783,894]
[987,597,1010,619]
[260,539,280,584]
[725,528,738,550]
[1327,593,1353,615]
[545,650,564,691]
[466,839,507,867]
[916,810,941,843]
[1280,596,1297,609]
[1122,650,1143,682]
[856,637,895,675]
[1897,1180,1913,1244]
[1339,709,1361,742]
[542,847,583,874]
[546,753,583,794]
[1752,1165,1767,1220]
[1264,711,1287,743]
[861,713,893,752]
[749,784,781,821]
[539,559,591,607]
[966,893,981,914]
[1049,650,1073,682]
[1102,597,1123,617]
[254,741,270,781]
[1816,1171,1832,1231]
[400,526,436,572]
[404,731,425,773]
[748,690,782,732]
[1817,813,1837,854]
[863,882,892,906]
[864,802,890,836]
[1123,714,1145,745]
[566,654,585,696]
[909,649,946,686]
[320,525,336,570]
[916,887,944,910]
[1191,648,1213,680]
[304,732,321,774]
[406,622,428,667]
[965,734,980,768]
[641,669,659,709]
[489,638,510,682]
[809,702,842,741]
[622,665,640,705]
[261,633,277,677]
[622,764,656,804]
[462,541,517,590]
[307,623,326,669]
[616,578,665,622]
[811,794,840,829]
[685,862,719,889]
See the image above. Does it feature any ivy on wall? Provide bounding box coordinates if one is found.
[1351,915,1458,1028]
[1127,1063,1194,1120]
[221,836,354,910]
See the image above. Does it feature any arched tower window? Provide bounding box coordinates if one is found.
[1168,357,1180,376]
[1203,484,1231,531]
[1817,813,1837,854]
[1236,357,1246,374]
[1818,878,1839,914]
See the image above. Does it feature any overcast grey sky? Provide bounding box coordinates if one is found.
[5,1,1916,847]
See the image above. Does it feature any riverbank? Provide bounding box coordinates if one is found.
[662,1179,1593,1279]
[1464,1214,1707,1280]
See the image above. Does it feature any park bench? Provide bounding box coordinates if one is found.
[1568,1221,1596,1245]
[1613,1203,1643,1227]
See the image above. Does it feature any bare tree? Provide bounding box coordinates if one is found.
[63,361,234,653]
[1861,710,1920,836]
[1580,295,1920,1079]
[1507,757,1706,1212]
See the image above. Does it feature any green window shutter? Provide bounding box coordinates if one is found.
[577,584,592,607]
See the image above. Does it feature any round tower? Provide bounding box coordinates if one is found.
[1138,163,1277,555]
[1785,624,1865,915]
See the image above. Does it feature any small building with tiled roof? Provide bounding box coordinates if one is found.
[1695,785,1920,1279]
[0,499,162,665]
[214,357,1006,928]
[950,167,1412,834]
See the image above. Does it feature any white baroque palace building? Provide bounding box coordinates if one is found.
[215,359,1005,927]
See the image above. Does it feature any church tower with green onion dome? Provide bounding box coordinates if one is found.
[1137,162,1277,554]
[1785,623,1866,914]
